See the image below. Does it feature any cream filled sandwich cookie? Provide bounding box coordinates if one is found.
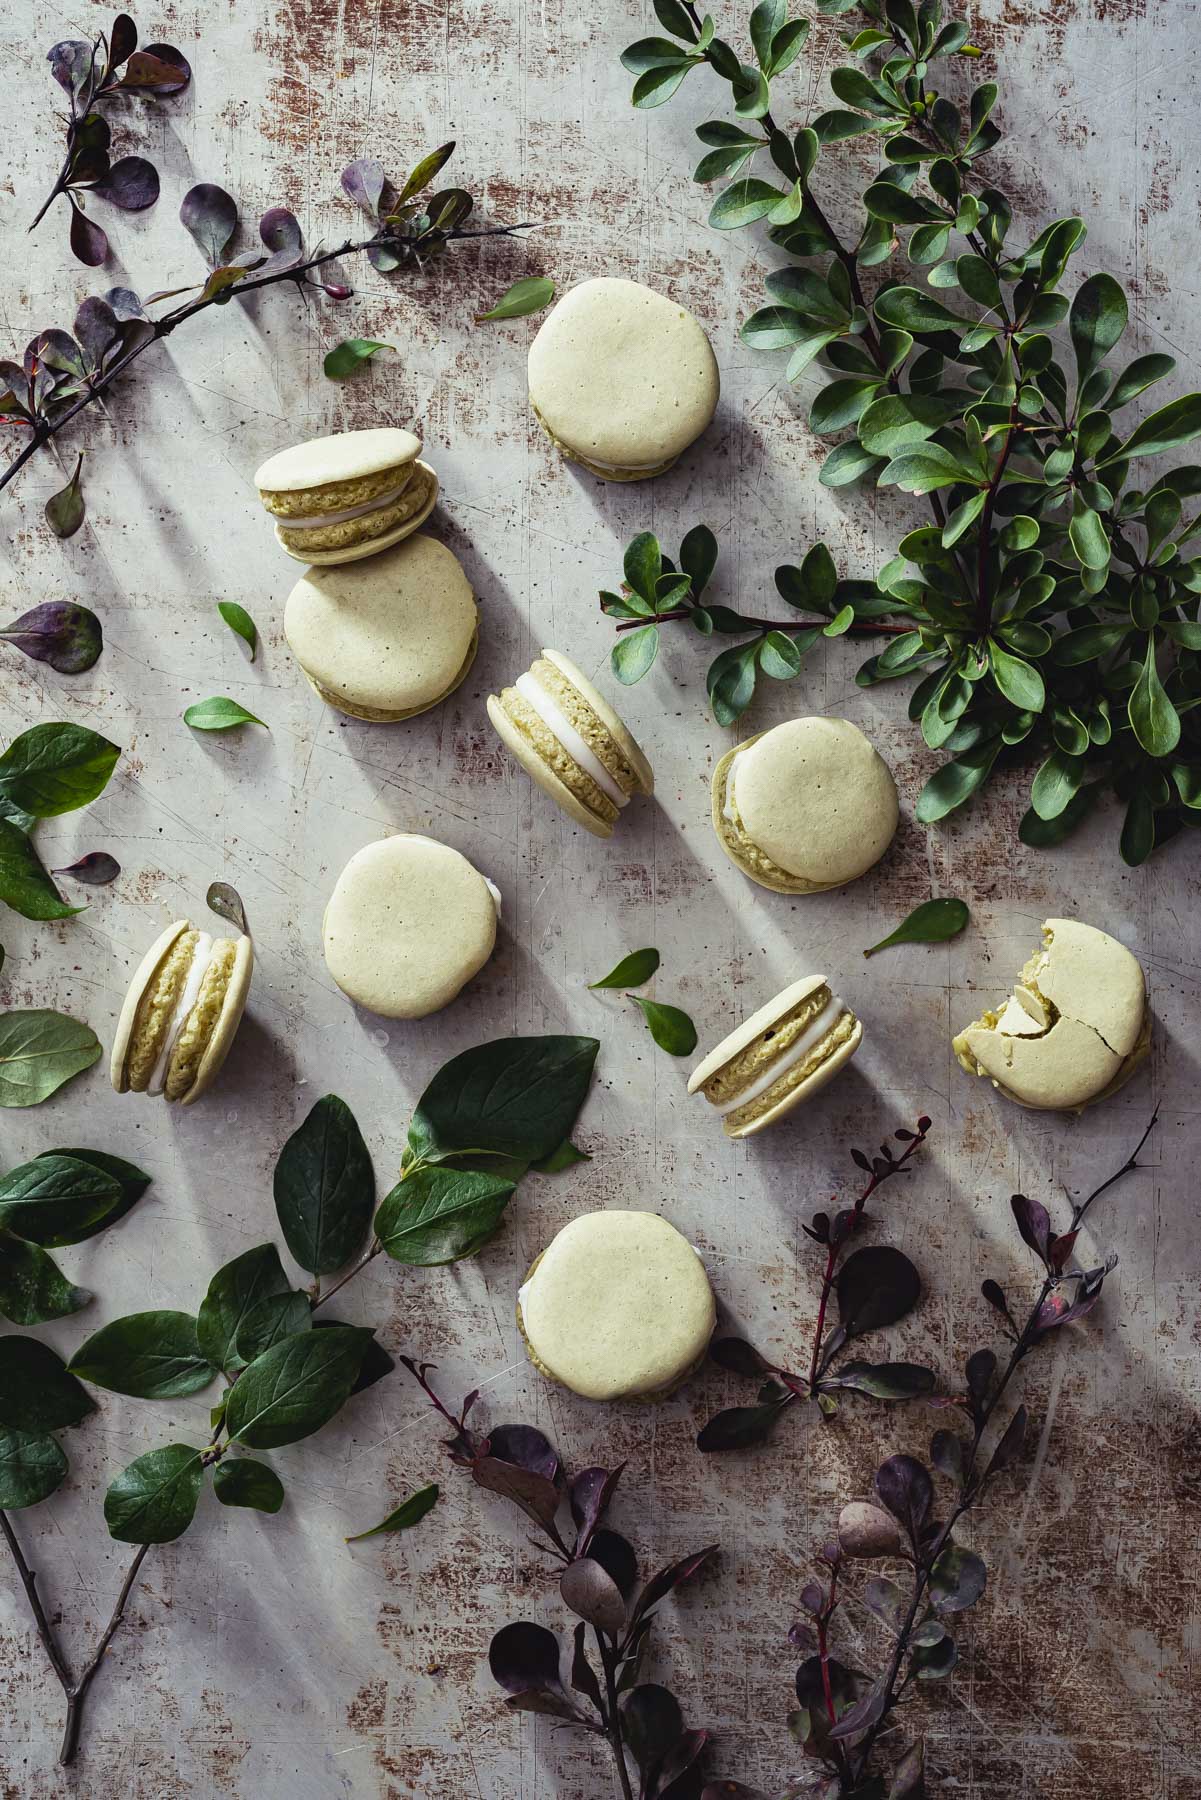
[111,920,252,1105]
[487,649,653,837]
[516,1211,716,1402]
[322,834,499,1019]
[284,534,478,722]
[254,428,438,564]
[689,976,862,1139]
[712,716,898,895]
[953,918,1149,1114]
[527,277,719,481]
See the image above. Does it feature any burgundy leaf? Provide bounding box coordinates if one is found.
[655,1727,709,1799]
[630,1545,718,1630]
[889,1740,925,1798]
[104,286,144,319]
[874,1454,933,1543]
[107,13,138,68]
[560,1557,627,1639]
[52,852,120,885]
[33,331,86,379]
[180,183,238,266]
[341,158,388,216]
[503,1688,590,1724]
[92,155,159,211]
[1011,1193,1052,1265]
[569,1461,625,1553]
[980,1277,1016,1331]
[569,1620,605,1717]
[484,1423,558,1481]
[49,39,96,100]
[700,1786,767,1800]
[1049,1228,1078,1273]
[709,1336,774,1378]
[69,205,108,267]
[73,297,121,368]
[983,1404,1027,1481]
[696,1396,790,1453]
[488,1620,562,1695]
[798,1580,825,1616]
[929,1428,964,1486]
[965,1347,995,1414]
[828,1680,888,1741]
[788,1618,818,1653]
[116,45,192,93]
[929,1544,986,1613]
[621,1682,683,1777]
[836,1244,922,1337]
[587,1527,639,1596]
[470,1455,561,1536]
[0,601,102,674]
[837,1501,902,1558]
[862,1575,907,1634]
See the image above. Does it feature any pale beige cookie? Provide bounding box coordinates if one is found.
[712,718,898,894]
[688,975,863,1138]
[487,648,653,837]
[516,1211,716,1402]
[322,835,499,1019]
[254,428,438,563]
[111,920,253,1106]
[284,534,478,723]
[953,918,1149,1113]
[527,278,719,480]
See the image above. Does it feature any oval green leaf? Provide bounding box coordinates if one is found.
[322,337,395,379]
[630,997,698,1057]
[217,601,257,659]
[476,276,555,321]
[0,1010,101,1107]
[213,1456,285,1513]
[589,948,660,990]
[346,1481,439,1543]
[104,1443,205,1544]
[69,1310,216,1398]
[376,1166,516,1265]
[0,1428,68,1509]
[862,898,970,958]
[224,1325,373,1449]
[183,696,267,732]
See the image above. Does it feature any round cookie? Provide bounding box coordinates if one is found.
[516,1211,716,1402]
[487,648,653,837]
[111,920,253,1106]
[527,277,719,480]
[322,835,499,1019]
[254,428,438,563]
[953,917,1149,1113]
[712,717,898,894]
[284,534,478,722]
[688,976,862,1139]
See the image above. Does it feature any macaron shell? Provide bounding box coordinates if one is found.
[254,428,422,492]
[688,974,830,1094]
[711,740,822,894]
[541,649,653,795]
[1032,918,1145,1055]
[725,1016,863,1139]
[285,534,477,719]
[487,693,614,837]
[274,463,439,565]
[724,719,898,889]
[322,835,499,1018]
[180,935,253,1106]
[527,278,719,472]
[110,920,189,1093]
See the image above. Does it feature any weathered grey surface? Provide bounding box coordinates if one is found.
[0,0,1196,1795]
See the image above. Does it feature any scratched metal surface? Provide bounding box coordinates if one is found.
[0,1,1196,1795]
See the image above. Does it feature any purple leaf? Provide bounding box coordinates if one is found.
[709,1336,774,1378]
[929,1544,986,1613]
[929,1428,964,1486]
[1049,1227,1078,1273]
[874,1454,933,1543]
[965,1347,995,1414]
[488,1619,561,1695]
[862,1575,907,1634]
[92,155,159,211]
[503,1687,590,1724]
[470,1455,561,1537]
[34,332,86,379]
[425,187,473,234]
[788,1617,818,1653]
[74,297,121,369]
[259,207,303,256]
[569,1620,604,1716]
[1011,1193,1052,1265]
[116,45,191,93]
[51,853,120,885]
[586,1527,639,1596]
[621,1682,684,1778]
[836,1244,922,1337]
[107,13,138,68]
[484,1422,558,1481]
[0,603,102,674]
[569,1462,625,1553]
[910,1632,957,1681]
[981,1277,1016,1331]
[837,1501,902,1558]
[696,1396,791,1453]
[983,1404,1027,1481]
[49,40,95,101]
[180,183,238,266]
[69,205,108,267]
[104,287,144,320]
[560,1558,627,1639]
[655,1726,709,1798]
[888,1741,925,1797]
[45,455,86,540]
[341,158,388,216]
[798,1580,824,1616]
[821,1360,935,1400]
[829,1680,888,1741]
[630,1544,718,1630]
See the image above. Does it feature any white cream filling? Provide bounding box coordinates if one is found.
[484,878,503,916]
[148,933,214,1095]
[722,753,742,825]
[514,672,627,808]
[712,994,845,1116]
[277,475,413,531]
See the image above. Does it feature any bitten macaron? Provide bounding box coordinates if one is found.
[953,917,1149,1113]
[689,976,862,1138]
[517,1211,716,1402]
[284,534,478,722]
[322,835,499,1019]
[487,648,653,837]
[527,277,719,480]
[712,716,898,894]
[111,920,252,1105]
[254,428,438,564]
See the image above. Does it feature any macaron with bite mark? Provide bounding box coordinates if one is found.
[688,976,863,1138]
[111,920,253,1105]
[254,428,438,564]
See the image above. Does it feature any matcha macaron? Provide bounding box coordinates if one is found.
[111,920,252,1105]
[689,977,862,1138]
[517,1211,716,1402]
[713,717,898,894]
[284,534,478,722]
[953,918,1149,1113]
[527,277,720,480]
[254,428,438,564]
[487,649,653,836]
[323,835,499,1019]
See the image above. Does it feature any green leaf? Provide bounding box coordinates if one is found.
[821,441,883,486]
[225,1326,372,1448]
[0,1336,94,1432]
[785,329,843,380]
[530,1139,591,1174]
[858,394,958,457]
[347,1481,439,1543]
[0,1233,88,1325]
[1108,353,1175,410]
[234,1291,312,1364]
[197,1242,290,1372]
[0,723,119,819]
[610,625,660,685]
[763,267,843,320]
[679,524,718,597]
[695,144,757,182]
[44,454,86,540]
[759,629,804,674]
[589,948,660,989]
[988,641,1046,712]
[183,696,267,732]
[217,602,257,660]
[1120,788,1156,866]
[915,740,1001,822]
[810,378,880,434]
[104,1443,205,1544]
[476,276,555,321]
[707,640,759,724]
[623,533,661,603]
[0,1428,68,1508]
[1054,622,1130,665]
[629,997,698,1057]
[407,1035,599,1169]
[0,1153,122,1245]
[0,1010,101,1107]
[69,1310,216,1398]
[1129,634,1181,755]
[874,287,969,332]
[862,182,938,225]
[213,1456,285,1514]
[322,338,394,380]
[273,1094,375,1277]
[376,1166,516,1265]
[1105,393,1201,465]
[862,898,970,958]
[1069,272,1128,383]
[709,178,785,228]
[1068,502,1110,570]
[1020,781,1100,846]
[0,818,81,922]
[632,62,695,107]
[942,493,986,547]
[879,444,980,496]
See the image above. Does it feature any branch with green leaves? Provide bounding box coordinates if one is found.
[620,0,1201,864]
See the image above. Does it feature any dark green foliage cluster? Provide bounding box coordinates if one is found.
[619,0,1201,863]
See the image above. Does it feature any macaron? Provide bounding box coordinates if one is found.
[688,976,863,1139]
[516,1211,716,1402]
[284,534,478,722]
[712,717,899,894]
[953,917,1149,1113]
[110,920,252,1105]
[253,428,438,564]
[526,277,720,481]
[322,835,499,1019]
[487,649,653,837]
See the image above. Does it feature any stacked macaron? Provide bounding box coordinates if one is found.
[689,976,862,1138]
[527,277,719,481]
[254,428,438,565]
[487,649,653,836]
[111,919,253,1106]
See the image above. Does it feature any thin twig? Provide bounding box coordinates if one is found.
[59,1544,149,1766]
[597,1627,636,1800]
[0,1509,75,1693]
